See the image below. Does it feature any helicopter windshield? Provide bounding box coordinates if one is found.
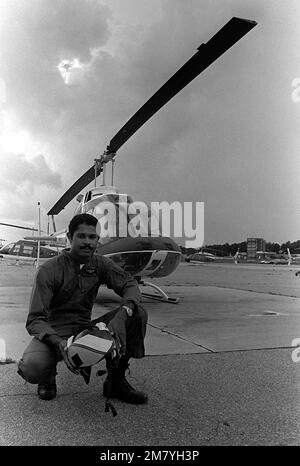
[92,194,161,243]
[0,242,15,254]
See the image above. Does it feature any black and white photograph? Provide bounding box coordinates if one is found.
[0,0,299,452]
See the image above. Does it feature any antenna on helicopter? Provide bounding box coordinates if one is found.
[36,202,41,268]
[111,158,115,185]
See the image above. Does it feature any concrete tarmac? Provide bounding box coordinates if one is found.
[0,262,299,446]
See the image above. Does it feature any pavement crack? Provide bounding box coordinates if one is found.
[0,392,37,398]
[147,323,215,353]
[0,390,91,399]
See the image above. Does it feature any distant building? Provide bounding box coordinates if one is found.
[247,237,266,260]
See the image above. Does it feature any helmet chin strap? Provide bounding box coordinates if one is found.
[78,366,92,385]
[103,354,118,417]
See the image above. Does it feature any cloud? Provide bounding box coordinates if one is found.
[0,152,62,191]
[0,0,112,139]
[0,151,62,225]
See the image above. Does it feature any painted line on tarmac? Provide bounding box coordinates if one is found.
[206,285,300,299]
[157,284,300,299]
[147,323,215,353]
[247,312,290,316]
[208,345,297,354]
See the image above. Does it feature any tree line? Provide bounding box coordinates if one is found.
[180,239,300,257]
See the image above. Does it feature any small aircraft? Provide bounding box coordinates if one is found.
[0,221,63,265]
[260,248,293,265]
[32,17,257,302]
[185,247,240,264]
[185,248,218,263]
[185,253,217,263]
[0,239,60,265]
[0,221,38,264]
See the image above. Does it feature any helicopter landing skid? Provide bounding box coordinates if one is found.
[139,280,179,304]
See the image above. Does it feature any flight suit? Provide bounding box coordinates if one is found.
[18,250,147,384]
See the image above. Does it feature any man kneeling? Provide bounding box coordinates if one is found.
[17,213,148,405]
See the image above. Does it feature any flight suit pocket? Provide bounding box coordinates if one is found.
[78,274,99,293]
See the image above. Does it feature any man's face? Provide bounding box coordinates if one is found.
[67,223,99,262]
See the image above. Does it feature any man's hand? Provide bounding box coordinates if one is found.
[58,339,80,375]
[45,335,79,375]
[107,307,128,356]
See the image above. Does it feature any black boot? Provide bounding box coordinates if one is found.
[103,358,148,405]
[37,376,57,401]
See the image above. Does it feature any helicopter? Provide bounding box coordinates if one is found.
[0,239,60,265]
[0,221,61,265]
[31,17,257,303]
[185,246,241,264]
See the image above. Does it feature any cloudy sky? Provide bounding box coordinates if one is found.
[0,0,299,246]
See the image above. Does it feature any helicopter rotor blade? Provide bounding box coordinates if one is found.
[107,17,257,153]
[0,222,38,231]
[47,16,257,216]
[47,165,102,216]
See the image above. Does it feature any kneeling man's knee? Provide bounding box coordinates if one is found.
[17,353,56,384]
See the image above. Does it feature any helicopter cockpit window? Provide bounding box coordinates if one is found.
[22,245,34,257]
[12,244,21,255]
[0,242,14,254]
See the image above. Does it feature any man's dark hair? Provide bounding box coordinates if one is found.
[68,214,98,238]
